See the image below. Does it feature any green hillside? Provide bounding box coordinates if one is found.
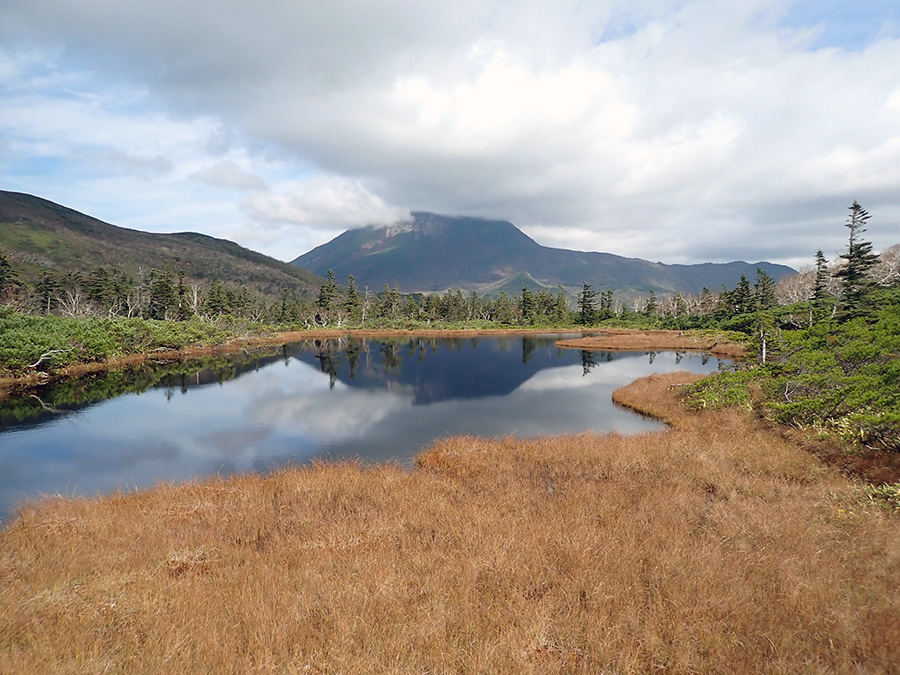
[0,191,322,299]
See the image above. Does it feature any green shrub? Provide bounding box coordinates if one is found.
[860,483,900,511]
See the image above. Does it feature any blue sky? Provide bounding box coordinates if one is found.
[1,0,898,270]
[781,0,898,49]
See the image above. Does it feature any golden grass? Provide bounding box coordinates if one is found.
[3,372,899,672]
[557,329,747,359]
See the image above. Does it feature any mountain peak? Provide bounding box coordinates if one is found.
[291,213,794,297]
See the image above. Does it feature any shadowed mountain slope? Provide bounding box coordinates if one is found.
[291,212,794,297]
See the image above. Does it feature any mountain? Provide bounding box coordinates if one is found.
[291,212,795,298]
[0,191,322,299]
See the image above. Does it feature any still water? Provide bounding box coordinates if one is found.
[0,335,723,519]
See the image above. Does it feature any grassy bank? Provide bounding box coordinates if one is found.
[557,328,747,359]
[2,372,899,672]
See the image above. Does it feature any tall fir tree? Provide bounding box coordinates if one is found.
[175,271,191,320]
[730,275,753,314]
[344,274,361,321]
[317,269,341,315]
[520,287,536,325]
[599,289,614,320]
[577,281,598,325]
[554,286,568,322]
[753,267,777,310]
[699,287,715,315]
[204,281,229,315]
[36,270,61,314]
[84,267,111,305]
[645,289,658,315]
[148,266,176,319]
[811,249,831,314]
[835,201,879,320]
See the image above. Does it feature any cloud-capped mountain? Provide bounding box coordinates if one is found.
[291,212,795,298]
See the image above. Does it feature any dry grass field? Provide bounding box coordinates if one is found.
[2,372,899,673]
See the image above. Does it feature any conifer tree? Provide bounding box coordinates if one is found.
[520,287,536,325]
[753,268,777,310]
[204,281,229,315]
[317,269,341,315]
[84,267,111,305]
[554,286,568,322]
[345,274,361,320]
[36,269,61,314]
[599,289,614,320]
[494,291,515,324]
[175,271,191,320]
[812,249,831,314]
[646,289,658,315]
[148,267,176,319]
[577,281,598,324]
[378,283,401,319]
[730,275,753,314]
[836,201,879,320]
[698,287,715,315]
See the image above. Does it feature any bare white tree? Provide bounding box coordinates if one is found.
[189,283,203,315]
[775,267,815,305]
[873,244,900,286]
[56,288,97,318]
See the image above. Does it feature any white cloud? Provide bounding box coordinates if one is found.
[242,175,408,231]
[192,160,267,191]
[0,0,898,266]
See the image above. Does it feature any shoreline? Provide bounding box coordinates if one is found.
[0,327,740,392]
[556,328,747,358]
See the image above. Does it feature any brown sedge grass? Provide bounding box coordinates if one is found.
[2,371,899,673]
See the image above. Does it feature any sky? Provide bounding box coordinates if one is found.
[1,0,898,270]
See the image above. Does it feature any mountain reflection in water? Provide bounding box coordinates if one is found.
[0,335,722,520]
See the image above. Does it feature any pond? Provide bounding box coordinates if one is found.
[0,334,724,520]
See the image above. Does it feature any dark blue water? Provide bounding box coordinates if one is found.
[0,335,722,520]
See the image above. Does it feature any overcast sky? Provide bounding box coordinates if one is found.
[1,1,898,269]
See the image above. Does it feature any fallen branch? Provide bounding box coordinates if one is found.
[27,349,74,369]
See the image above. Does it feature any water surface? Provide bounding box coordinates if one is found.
[0,335,722,519]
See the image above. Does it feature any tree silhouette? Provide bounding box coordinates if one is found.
[836,201,879,320]
[577,282,598,325]
[753,268,777,310]
[811,249,832,318]
[520,287,536,325]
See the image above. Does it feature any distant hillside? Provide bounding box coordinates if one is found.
[0,191,322,299]
[291,212,795,298]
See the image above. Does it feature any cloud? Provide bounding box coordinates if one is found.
[242,175,409,232]
[192,161,267,191]
[0,0,898,266]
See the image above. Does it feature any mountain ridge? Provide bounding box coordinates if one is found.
[291,212,795,298]
[0,190,322,299]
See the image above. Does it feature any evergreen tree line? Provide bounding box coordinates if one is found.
[311,270,570,327]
